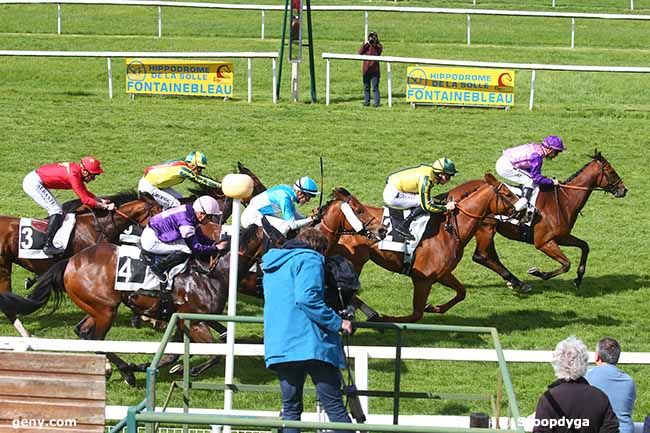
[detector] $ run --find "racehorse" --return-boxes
[331,174,518,322]
[0,192,160,335]
[465,150,627,292]
[0,225,268,385]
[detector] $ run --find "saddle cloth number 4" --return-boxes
[117,256,147,285]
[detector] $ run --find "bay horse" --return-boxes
[331,174,518,322]
[0,225,268,385]
[465,150,627,292]
[0,192,160,335]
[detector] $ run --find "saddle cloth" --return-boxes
[18,214,76,259]
[115,245,187,292]
[377,207,430,273]
[495,184,541,227]
[119,223,144,245]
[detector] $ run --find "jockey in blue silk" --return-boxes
[241,176,320,235]
[496,135,565,220]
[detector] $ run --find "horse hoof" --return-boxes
[515,283,532,294]
[424,303,434,313]
[105,361,113,379]
[527,267,539,275]
[122,371,136,387]
[573,278,582,289]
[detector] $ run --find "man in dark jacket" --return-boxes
[262,227,353,433]
[358,32,383,107]
[533,336,619,433]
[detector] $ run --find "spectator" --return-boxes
[262,227,353,433]
[358,32,383,107]
[586,337,636,433]
[533,336,619,433]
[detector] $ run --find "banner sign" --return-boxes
[126,59,233,97]
[406,66,515,107]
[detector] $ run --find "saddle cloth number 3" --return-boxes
[20,226,47,250]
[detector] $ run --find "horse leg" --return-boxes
[170,322,222,377]
[472,229,531,293]
[377,277,434,323]
[528,240,571,281]
[424,273,466,314]
[556,235,589,288]
[0,264,30,337]
[351,295,380,321]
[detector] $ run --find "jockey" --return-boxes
[241,176,319,235]
[138,151,221,209]
[140,195,228,281]
[22,156,113,256]
[383,158,458,241]
[496,135,565,220]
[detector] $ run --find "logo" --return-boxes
[498,72,513,88]
[406,68,427,89]
[126,61,146,82]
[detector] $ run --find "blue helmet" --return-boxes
[294,176,320,197]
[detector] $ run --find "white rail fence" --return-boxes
[0,50,279,102]
[323,52,650,110]
[1,1,649,47]
[1,336,649,430]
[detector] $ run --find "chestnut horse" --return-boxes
[464,150,627,292]
[0,193,160,335]
[331,174,518,322]
[0,225,268,385]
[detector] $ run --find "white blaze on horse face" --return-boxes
[341,202,365,233]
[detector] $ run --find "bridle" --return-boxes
[317,197,381,241]
[558,158,624,195]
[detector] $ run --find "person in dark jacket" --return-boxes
[358,31,383,107]
[533,336,619,433]
[262,227,353,433]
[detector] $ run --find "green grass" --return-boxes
[1,0,650,424]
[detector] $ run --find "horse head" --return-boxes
[484,173,519,217]
[591,150,627,198]
[315,187,387,241]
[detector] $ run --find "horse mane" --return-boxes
[563,150,605,183]
[331,187,352,198]
[448,181,485,201]
[61,190,139,214]
[239,224,261,246]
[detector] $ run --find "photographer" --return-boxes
[262,227,354,433]
[358,31,383,107]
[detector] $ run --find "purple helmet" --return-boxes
[542,135,565,152]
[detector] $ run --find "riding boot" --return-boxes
[518,187,535,223]
[393,207,427,241]
[43,213,65,256]
[149,252,190,284]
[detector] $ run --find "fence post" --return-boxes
[571,17,575,48]
[552,0,556,7]
[326,58,330,106]
[261,10,265,40]
[529,69,536,111]
[247,58,252,103]
[355,351,369,414]
[364,11,368,41]
[272,58,277,103]
[57,4,61,34]
[630,0,634,10]
[158,6,162,38]
[466,14,471,46]
[387,62,392,108]
[107,57,113,99]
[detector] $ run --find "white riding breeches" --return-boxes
[140,226,191,255]
[496,156,535,188]
[382,183,419,209]
[138,177,183,209]
[241,208,309,236]
[23,171,63,216]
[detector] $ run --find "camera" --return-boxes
[367,32,378,45]
[344,384,366,423]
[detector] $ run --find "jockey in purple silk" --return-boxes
[495,135,565,219]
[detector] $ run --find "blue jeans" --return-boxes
[274,360,353,433]
[363,73,380,106]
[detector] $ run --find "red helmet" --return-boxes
[80,156,104,174]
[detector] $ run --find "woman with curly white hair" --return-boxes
[533,336,619,433]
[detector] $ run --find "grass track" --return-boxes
[1,0,649,421]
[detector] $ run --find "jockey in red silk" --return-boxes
[22,156,113,255]
[496,135,565,218]
[138,151,221,209]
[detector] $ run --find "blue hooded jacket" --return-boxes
[262,240,345,369]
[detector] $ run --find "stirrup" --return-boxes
[394,226,415,241]
[43,243,65,256]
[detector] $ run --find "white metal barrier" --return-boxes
[2,335,650,421]
[322,52,650,110]
[1,1,648,46]
[0,50,278,102]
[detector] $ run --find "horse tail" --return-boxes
[0,259,69,320]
